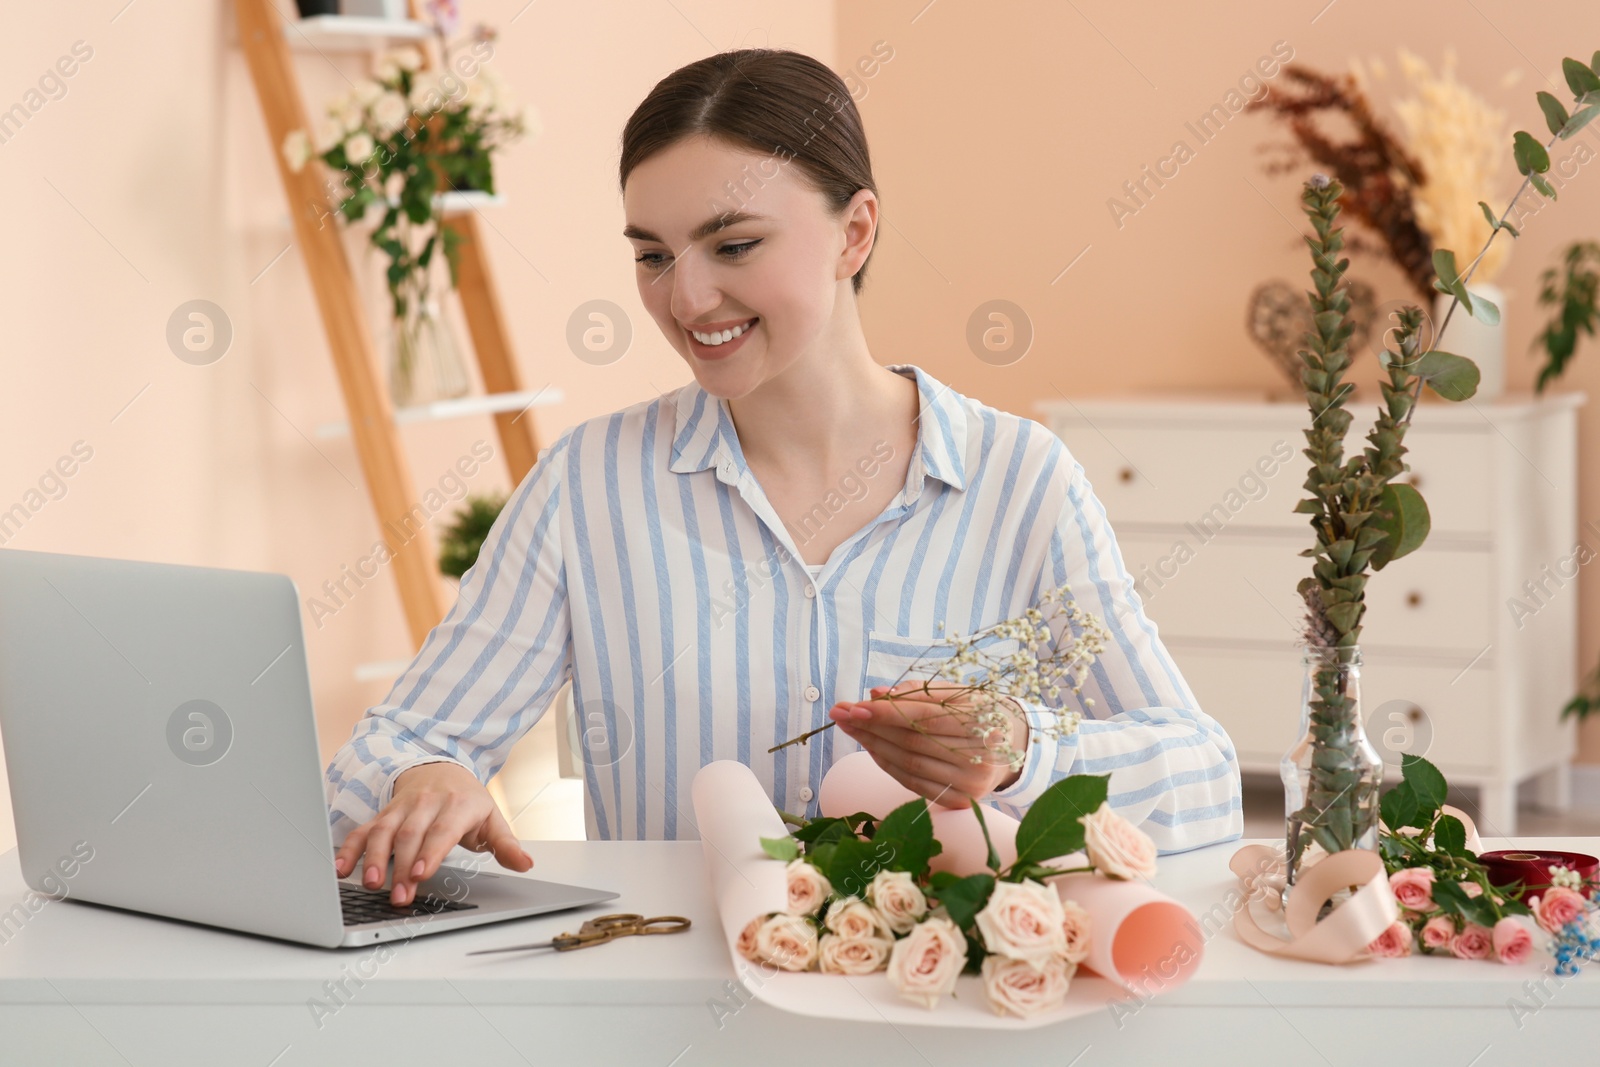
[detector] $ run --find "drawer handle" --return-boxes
[1406,706,1424,723]
[1118,466,1134,484]
[1404,472,1424,490]
[1405,590,1423,608]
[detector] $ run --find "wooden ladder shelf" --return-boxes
[233,0,544,650]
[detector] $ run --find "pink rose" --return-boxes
[974,880,1067,971]
[753,913,819,971]
[980,954,1074,1017]
[1367,920,1413,958]
[1462,881,1483,898]
[1059,898,1092,965]
[1492,917,1534,965]
[1388,868,1438,913]
[1530,886,1587,935]
[886,916,967,1009]
[1450,923,1493,960]
[785,858,832,917]
[1080,803,1159,880]
[1420,915,1456,951]
[817,932,894,975]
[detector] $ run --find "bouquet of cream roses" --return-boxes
[736,772,1159,1018]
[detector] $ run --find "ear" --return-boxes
[837,188,878,283]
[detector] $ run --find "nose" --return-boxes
[667,249,721,327]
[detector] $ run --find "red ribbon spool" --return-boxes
[1479,850,1599,901]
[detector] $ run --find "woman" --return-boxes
[327,50,1242,907]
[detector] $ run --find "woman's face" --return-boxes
[623,134,875,397]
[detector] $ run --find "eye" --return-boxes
[633,240,761,272]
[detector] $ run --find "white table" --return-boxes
[2,836,1596,1065]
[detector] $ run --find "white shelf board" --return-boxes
[383,190,506,217]
[315,388,564,438]
[285,15,431,50]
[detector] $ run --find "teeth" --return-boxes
[691,318,756,346]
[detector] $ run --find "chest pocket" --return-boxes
[861,628,1024,697]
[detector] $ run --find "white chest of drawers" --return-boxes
[1038,390,1588,834]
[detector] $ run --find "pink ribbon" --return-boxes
[1227,805,1482,964]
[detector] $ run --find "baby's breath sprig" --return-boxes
[768,582,1111,764]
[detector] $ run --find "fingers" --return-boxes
[837,721,982,806]
[334,823,370,880]
[386,792,447,905]
[483,808,534,871]
[409,792,486,886]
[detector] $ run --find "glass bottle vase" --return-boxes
[389,297,471,408]
[1280,644,1384,903]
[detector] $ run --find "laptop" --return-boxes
[0,547,619,948]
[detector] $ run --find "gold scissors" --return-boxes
[466,913,691,955]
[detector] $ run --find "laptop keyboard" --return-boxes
[339,881,480,926]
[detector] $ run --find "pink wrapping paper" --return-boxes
[691,755,1203,1027]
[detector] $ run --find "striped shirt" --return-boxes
[324,363,1243,854]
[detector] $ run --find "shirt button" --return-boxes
[804,584,816,598]
[799,786,814,802]
[804,685,820,702]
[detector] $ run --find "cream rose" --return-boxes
[886,916,967,1009]
[785,858,832,917]
[735,914,763,962]
[825,895,894,941]
[818,933,894,975]
[753,913,818,971]
[1059,898,1092,964]
[1080,803,1159,881]
[981,954,1074,1017]
[344,132,376,164]
[867,869,929,935]
[974,880,1067,971]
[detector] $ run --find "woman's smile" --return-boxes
[686,316,759,360]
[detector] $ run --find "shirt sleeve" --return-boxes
[978,453,1244,855]
[323,429,576,845]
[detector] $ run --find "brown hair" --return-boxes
[619,49,879,296]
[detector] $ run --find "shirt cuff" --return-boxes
[377,754,478,812]
[981,699,1063,810]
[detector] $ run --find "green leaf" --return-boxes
[1531,172,1558,200]
[1537,91,1571,137]
[930,873,995,931]
[1294,498,1324,515]
[1013,774,1110,867]
[1501,220,1521,238]
[826,837,888,899]
[1433,814,1468,856]
[1415,350,1480,401]
[1325,600,1361,632]
[793,816,848,846]
[1513,130,1551,175]
[1380,781,1419,832]
[873,796,941,878]
[1402,754,1448,816]
[1478,200,1501,231]
[1466,288,1501,326]
[1561,105,1600,139]
[760,835,800,862]
[1563,57,1600,98]
[1432,247,1461,288]
[1368,481,1430,570]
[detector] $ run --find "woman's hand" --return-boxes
[332,761,533,906]
[828,682,1029,809]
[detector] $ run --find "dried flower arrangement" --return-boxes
[1245,64,1435,303]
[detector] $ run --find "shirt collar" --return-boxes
[668,363,969,495]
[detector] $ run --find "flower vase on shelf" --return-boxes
[1433,281,1505,401]
[1281,644,1384,908]
[389,299,471,409]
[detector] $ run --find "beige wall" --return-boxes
[0,0,1594,854]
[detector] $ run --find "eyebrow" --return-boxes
[623,210,773,244]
